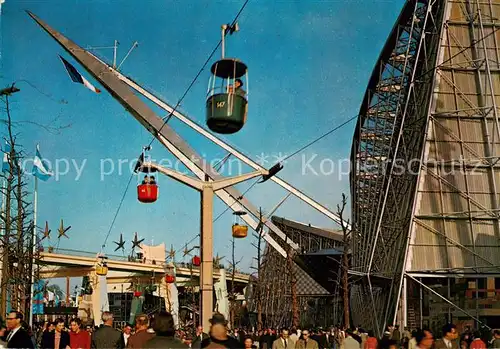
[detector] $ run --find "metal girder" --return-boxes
[27,11,298,257]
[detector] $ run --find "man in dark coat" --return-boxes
[127,314,155,349]
[201,313,240,349]
[145,311,188,348]
[91,311,123,349]
[41,318,70,349]
[192,325,210,349]
[5,311,34,348]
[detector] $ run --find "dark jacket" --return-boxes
[192,333,210,349]
[7,327,35,349]
[41,330,70,349]
[145,334,188,348]
[127,330,155,349]
[91,325,123,349]
[201,335,241,349]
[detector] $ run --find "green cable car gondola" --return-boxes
[206,23,248,134]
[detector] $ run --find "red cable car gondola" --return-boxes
[137,183,158,203]
[165,274,175,284]
[192,255,201,266]
[135,146,159,203]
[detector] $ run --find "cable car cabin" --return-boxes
[137,158,158,203]
[192,255,201,267]
[232,224,248,238]
[137,183,158,203]
[232,210,248,238]
[206,59,248,134]
[96,264,108,276]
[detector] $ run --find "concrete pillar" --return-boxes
[89,272,109,326]
[200,186,214,330]
[159,276,179,327]
[214,268,230,321]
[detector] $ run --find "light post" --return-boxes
[139,160,276,330]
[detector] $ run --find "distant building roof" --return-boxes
[305,247,344,256]
[271,216,344,242]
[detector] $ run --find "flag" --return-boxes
[32,144,53,181]
[2,142,21,174]
[1,143,9,173]
[46,289,54,302]
[59,55,101,93]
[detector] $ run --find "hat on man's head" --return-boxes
[209,313,228,325]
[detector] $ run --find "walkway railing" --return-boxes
[41,247,251,276]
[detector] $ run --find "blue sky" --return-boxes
[1,0,404,283]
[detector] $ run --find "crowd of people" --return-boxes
[230,324,500,349]
[0,310,499,349]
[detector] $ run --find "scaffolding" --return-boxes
[254,216,344,329]
[350,0,500,335]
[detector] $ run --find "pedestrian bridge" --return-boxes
[38,247,249,325]
[38,247,251,285]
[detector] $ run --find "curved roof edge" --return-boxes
[349,0,426,163]
[348,0,427,205]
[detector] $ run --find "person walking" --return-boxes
[127,314,154,349]
[69,318,90,349]
[191,325,209,349]
[144,311,188,348]
[295,329,319,349]
[91,312,123,349]
[5,312,34,349]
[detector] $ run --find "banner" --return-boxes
[32,280,45,315]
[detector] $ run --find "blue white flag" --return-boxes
[59,55,101,93]
[2,142,21,174]
[1,142,9,173]
[32,145,53,181]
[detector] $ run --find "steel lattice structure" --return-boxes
[351,0,500,335]
[255,217,344,329]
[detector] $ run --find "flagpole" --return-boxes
[28,155,39,327]
[0,176,5,316]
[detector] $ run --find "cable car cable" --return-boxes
[213,178,259,223]
[100,172,135,250]
[279,114,359,164]
[101,151,229,251]
[147,0,251,148]
[173,234,201,256]
[279,22,500,165]
[100,0,251,249]
[100,0,484,249]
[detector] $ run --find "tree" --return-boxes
[228,236,242,329]
[337,193,351,328]
[0,83,68,318]
[286,244,299,328]
[0,85,36,317]
[250,208,265,331]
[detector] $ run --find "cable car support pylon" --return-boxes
[114,49,350,231]
[29,11,350,232]
[26,11,297,257]
[26,10,351,328]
